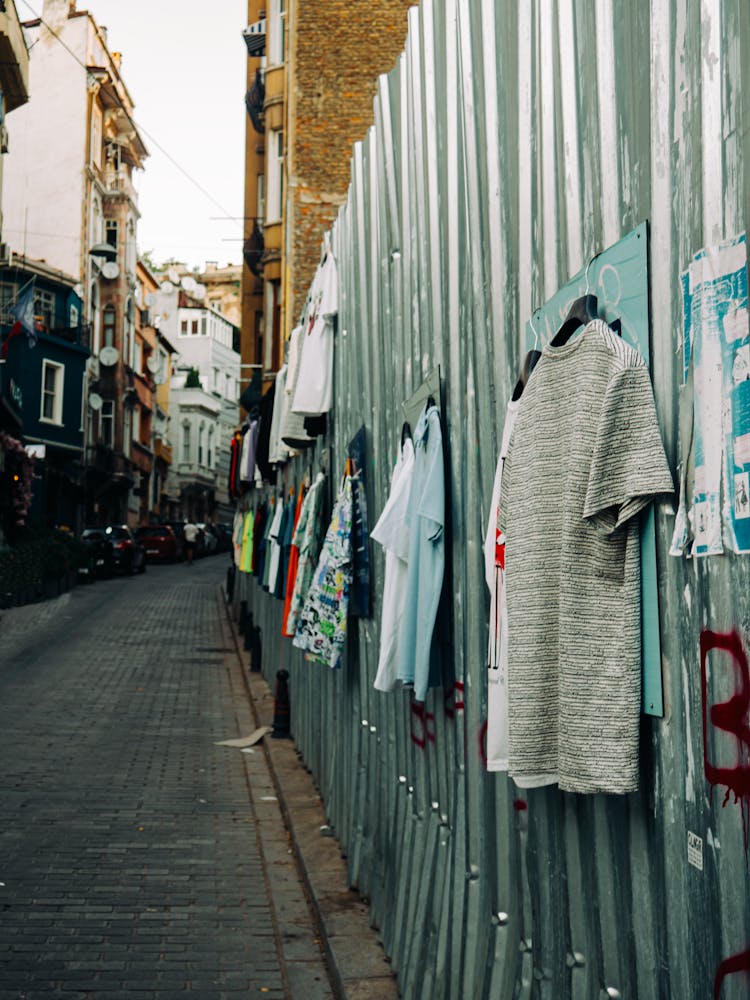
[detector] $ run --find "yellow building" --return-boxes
[239,0,413,409]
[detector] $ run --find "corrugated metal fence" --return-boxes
[237,1,750,996]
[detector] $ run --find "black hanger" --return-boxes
[511,349,542,401]
[609,317,622,336]
[549,293,599,347]
[426,395,436,409]
[401,421,412,446]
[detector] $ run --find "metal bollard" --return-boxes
[238,600,249,634]
[243,612,255,651]
[271,669,291,738]
[226,562,236,602]
[250,625,262,673]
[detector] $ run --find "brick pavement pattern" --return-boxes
[0,560,334,999]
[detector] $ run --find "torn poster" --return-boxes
[671,232,750,556]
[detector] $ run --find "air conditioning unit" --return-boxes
[0,242,11,267]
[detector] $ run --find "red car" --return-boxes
[135,524,180,562]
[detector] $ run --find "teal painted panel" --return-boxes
[523,222,663,716]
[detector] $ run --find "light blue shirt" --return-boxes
[397,403,445,700]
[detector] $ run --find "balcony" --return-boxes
[154,439,173,465]
[245,68,265,134]
[103,166,138,205]
[243,220,265,278]
[243,19,266,56]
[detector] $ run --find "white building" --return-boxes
[154,281,240,521]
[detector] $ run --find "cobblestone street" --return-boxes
[0,559,334,999]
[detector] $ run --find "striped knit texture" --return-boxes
[499,321,673,794]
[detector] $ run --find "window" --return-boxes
[257,174,265,225]
[0,282,16,322]
[269,0,286,64]
[70,303,79,328]
[182,424,191,463]
[201,316,207,336]
[102,304,115,348]
[40,360,64,424]
[91,105,102,169]
[105,219,119,251]
[213,367,219,393]
[123,406,132,452]
[124,297,135,365]
[89,282,100,353]
[207,427,214,468]
[134,339,143,374]
[266,129,283,223]
[132,406,140,445]
[198,423,205,465]
[191,319,199,335]
[100,399,114,446]
[180,319,188,335]
[225,373,232,399]
[34,289,55,331]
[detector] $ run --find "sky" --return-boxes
[22,0,248,270]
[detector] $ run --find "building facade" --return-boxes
[239,0,413,406]
[0,0,29,246]
[3,0,147,526]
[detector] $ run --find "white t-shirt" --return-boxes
[184,523,198,544]
[484,400,518,772]
[291,252,338,417]
[371,437,415,692]
[268,364,290,466]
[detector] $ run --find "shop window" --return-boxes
[40,360,64,424]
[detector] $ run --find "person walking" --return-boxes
[184,520,198,565]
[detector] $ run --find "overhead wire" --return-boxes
[18,0,240,223]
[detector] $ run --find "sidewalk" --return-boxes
[222,597,399,1000]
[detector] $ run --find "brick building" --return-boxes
[240,0,413,401]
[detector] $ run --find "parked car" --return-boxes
[79,527,114,580]
[135,524,179,562]
[104,525,146,575]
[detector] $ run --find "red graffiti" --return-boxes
[513,799,528,811]
[410,700,436,749]
[714,947,750,1000]
[444,681,465,719]
[478,720,488,768]
[700,629,750,852]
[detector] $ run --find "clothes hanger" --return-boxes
[549,254,600,347]
[512,314,543,401]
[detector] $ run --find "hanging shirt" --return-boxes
[282,485,307,636]
[483,401,519,772]
[397,403,445,701]
[241,420,259,483]
[232,509,245,568]
[281,326,315,449]
[499,320,673,794]
[291,252,338,417]
[277,493,297,600]
[268,364,291,466]
[371,436,415,692]
[240,510,254,574]
[285,474,327,636]
[265,498,285,592]
[293,475,353,669]
[349,474,371,617]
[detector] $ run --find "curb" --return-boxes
[223,588,399,1000]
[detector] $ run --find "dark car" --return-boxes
[79,527,114,579]
[104,525,146,575]
[164,521,187,561]
[135,524,179,562]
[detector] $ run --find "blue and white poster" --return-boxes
[673,232,750,556]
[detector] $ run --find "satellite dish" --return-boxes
[193,283,206,297]
[181,275,197,292]
[99,346,120,366]
[101,261,120,280]
[161,281,174,294]
[146,355,160,374]
[167,267,179,284]
[89,392,103,411]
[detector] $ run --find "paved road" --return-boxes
[0,557,334,999]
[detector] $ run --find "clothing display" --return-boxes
[239,509,254,573]
[282,485,307,636]
[293,475,353,669]
[396,402,445,701]
[499,320,673,794]
[281,326,315,450]
[262,497,280,590]
[285,474,327,636]
[240,419,259,484]
[268,365,291,466]
[255,386,276,483]
[483,400,519,772]
[371,436,415,692]
[276,493,297,600]
[291,251,338,417]
[232,509,244,568]
[252,503,266,575]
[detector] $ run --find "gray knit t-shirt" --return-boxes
[499,321,673,794]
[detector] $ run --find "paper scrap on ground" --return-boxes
[215,726,272,748]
